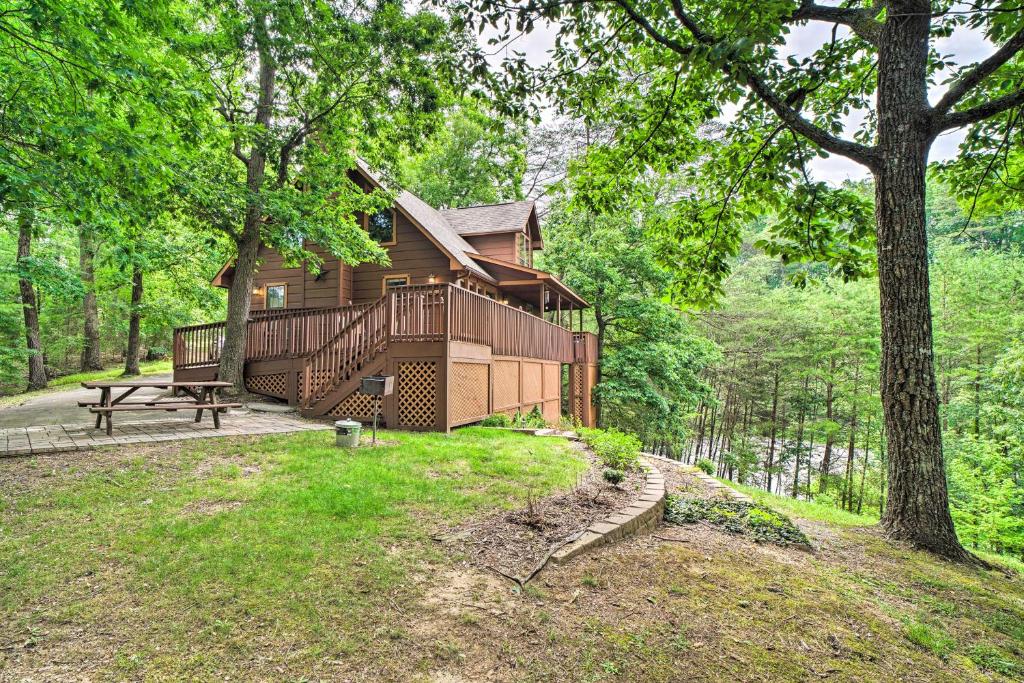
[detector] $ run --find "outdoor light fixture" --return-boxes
[251,285,262,296]
[428,274,436,283]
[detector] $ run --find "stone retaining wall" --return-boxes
[551,460,666,564]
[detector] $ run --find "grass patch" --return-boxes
[904,618,957,659]
[0,359,172,405]
[0,427,583,678]
[731,482,879,527]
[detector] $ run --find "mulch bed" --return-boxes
[436,442,645,581]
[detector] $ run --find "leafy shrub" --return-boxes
[579,427,641,471]
[664,496,810,547]
[603,468,626,487]
[480,413,513,427]
[524,405,547,427]
[695,458,714,475]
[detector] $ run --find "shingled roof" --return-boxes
[354,160,491,280]
[440,201,536,236]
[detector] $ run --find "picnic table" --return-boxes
[79,380,241,435]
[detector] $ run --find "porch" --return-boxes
[172,284,598,431]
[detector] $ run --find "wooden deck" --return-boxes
[173,284,598,430]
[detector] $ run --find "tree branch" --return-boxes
[932,25,1024,116]
[620,0,878,168]
[938,87,1024,131]
[786,1,884,44]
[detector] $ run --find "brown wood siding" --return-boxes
[465,233,517,263]
[302,242,342,309]
[252,245,307,309]
[350,211,454,304]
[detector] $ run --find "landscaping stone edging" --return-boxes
[641,452,754,503]
[550,459,666,564]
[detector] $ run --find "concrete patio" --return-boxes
[0,411,331,457]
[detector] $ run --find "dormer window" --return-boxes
[366,209,396,245]
[516,232,531,267]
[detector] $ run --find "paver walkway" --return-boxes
[1,411,331,457]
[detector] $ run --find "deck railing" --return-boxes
[245,303,371,361]
[174,284,581,374]
[300,297,389,406]
[173,321,226,369]
[446,285,575,363]
[573,332,598,364]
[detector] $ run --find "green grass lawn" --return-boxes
[0,359,172,407]
[0,427,584,679]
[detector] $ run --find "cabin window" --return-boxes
[516,233,531,266]
[366,209,396,245]
[381,274,410,294]
[265,283,287,309]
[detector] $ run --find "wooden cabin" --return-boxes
[173,163,598,431]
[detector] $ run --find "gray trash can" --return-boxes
[334,419,361,447]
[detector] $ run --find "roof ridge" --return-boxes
[443,199,534,211]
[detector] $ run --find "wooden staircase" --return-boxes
[298,296,389,417]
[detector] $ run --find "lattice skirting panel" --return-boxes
[398,361,437,428]
[246,372,287,399]
[492,360,520,410]
[450,362,490,425]
[327,390,382,421]
[521,362,543,404]
[298,369,333,398]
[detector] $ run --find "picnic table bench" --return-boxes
[80,380,241,435]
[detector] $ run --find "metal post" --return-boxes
[373,395,381,445]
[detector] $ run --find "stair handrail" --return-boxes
[299,296,389,408]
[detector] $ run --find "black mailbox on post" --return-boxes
[361,375,394,397]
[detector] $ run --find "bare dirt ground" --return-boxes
[436,443,646,580]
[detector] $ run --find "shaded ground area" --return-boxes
[0,374,174,429]
[1,430,1021,682]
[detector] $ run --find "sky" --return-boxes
[484,9,995,185]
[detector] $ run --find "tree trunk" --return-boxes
[17,210,47,391]
[792,376,808,498]
[974,343,981,436]
[123,266,143,376]
[843,364,861,511]
[857,412,872,515]
[765,368,780,493]
[819,357,836,492]
[218,14,276,393]
[79,227,103,371]
[874,2,972,561]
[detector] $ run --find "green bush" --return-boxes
[480,413,513,427]
[524,405,547,427]
[603,468,626,486]
[696,458,714,475]
[664,496,810,547]
[579,427,641,471]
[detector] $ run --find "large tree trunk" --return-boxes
[874,2,971,561]
[123,266,143,376]
[79,227,103,371]
[218,14,275,393]
[17,210,47,391]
